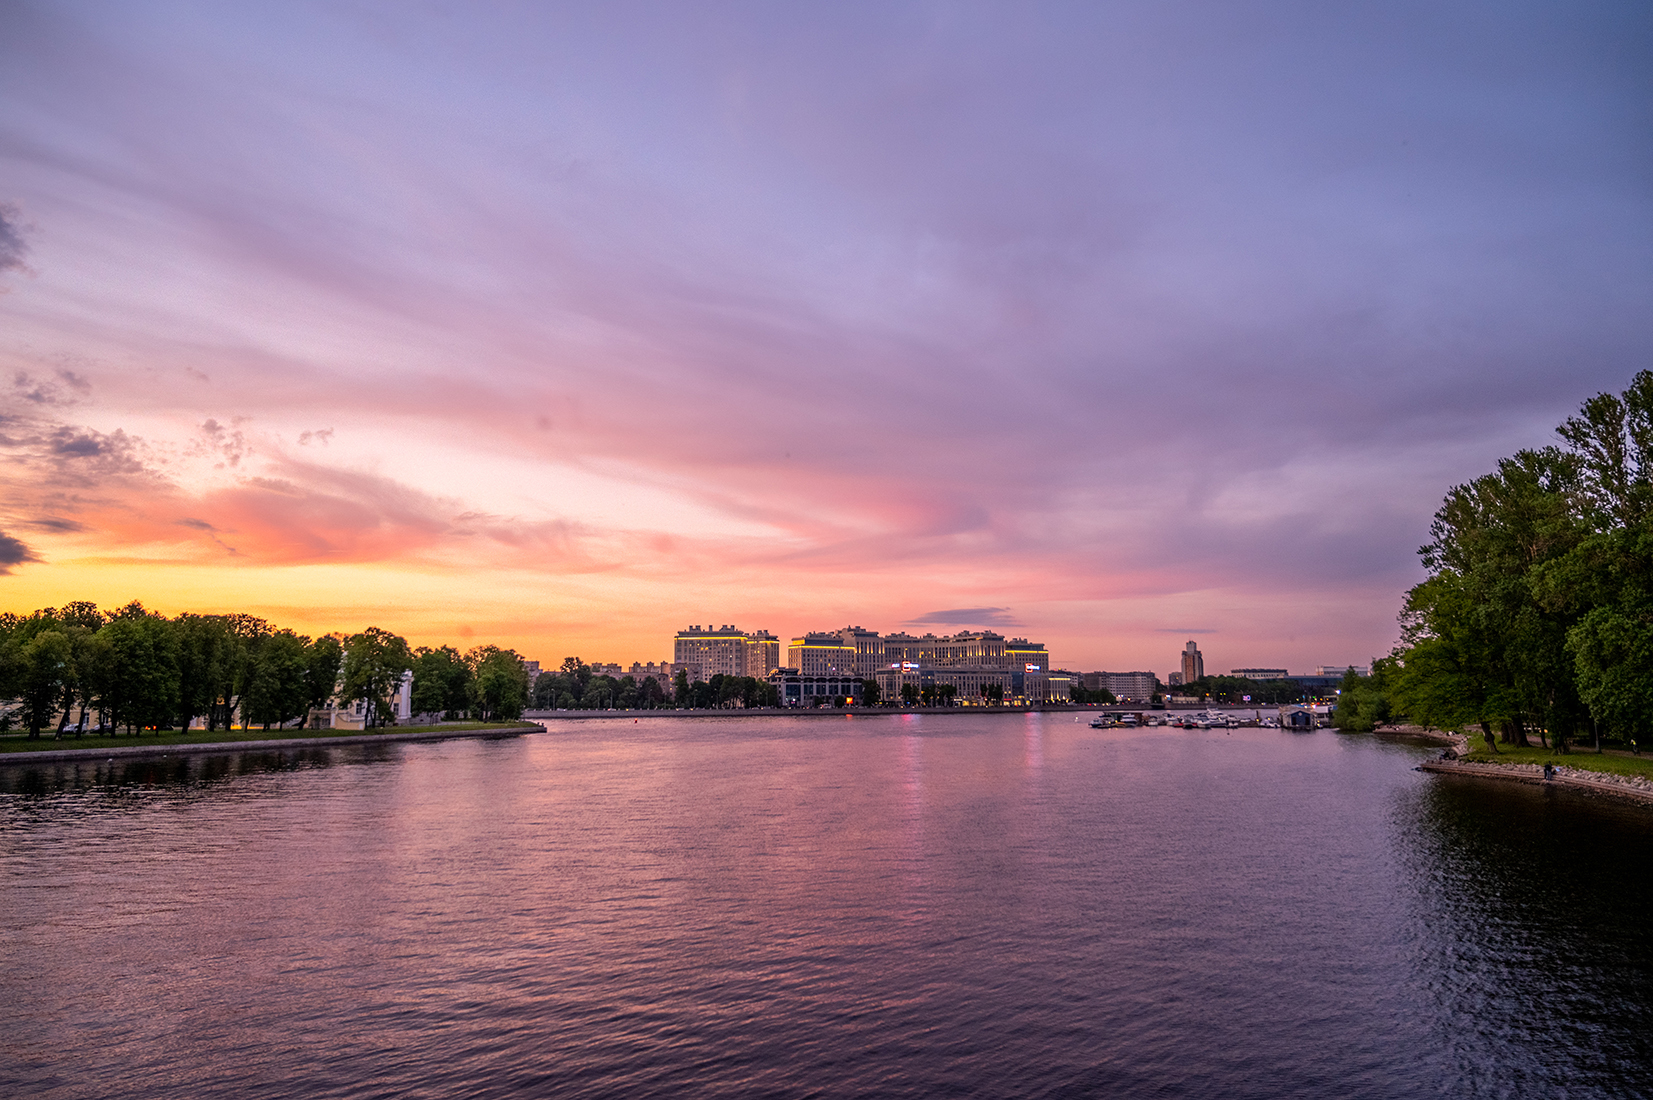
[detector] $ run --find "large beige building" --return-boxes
[786,627,1055,702]
[787,632,860,676]
[1084,671,1157,701]
[673,625,781,681]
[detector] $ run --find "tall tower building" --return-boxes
[1181,640,1205,684]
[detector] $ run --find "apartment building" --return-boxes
[673,625,781,681]
[1180,641,1205,683]
[1083,671,1157,701]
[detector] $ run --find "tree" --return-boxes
[1332,664,1393,733]
[1389,372,1653,750]
[173,614,233,731]
[243,630,310,729]
[304,635,344,721]
[1398,447,1585,747]
[673,668,691,708]
[341,627,413,727]
[101,613,180,735]
[901,683,920,706]
[19,629,73,739]
[412,645,472,719]
[860,679,881,707]
[470,646,530,720]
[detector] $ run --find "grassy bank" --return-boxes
[1459,743,1653,780]
[0,722,532,756]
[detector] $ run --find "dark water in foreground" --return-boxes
[2,714,1651,1099]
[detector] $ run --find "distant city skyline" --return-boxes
[3,4,1648,671]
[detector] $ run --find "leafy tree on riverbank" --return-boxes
[243,630,311,729]
[341,627,413,728]
[1386,371,1653,751]
[412,645,473,719]
[470,645,530,720]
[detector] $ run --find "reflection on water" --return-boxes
[1398,776,1653,1094]
[1,717,1649,1099]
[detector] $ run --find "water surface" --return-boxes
[3,714,1650,1098]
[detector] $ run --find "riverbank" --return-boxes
[0,723,542,765]
[523,705,1063,720]
[1418,755,1653,808]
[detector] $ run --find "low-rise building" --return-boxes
[769,667,863,706]
[1231,668,1288,680]
[873,663,1012,705]
[1084,671,1157,701]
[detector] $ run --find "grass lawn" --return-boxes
[1460,742,1653,780]
[0,721,539,756]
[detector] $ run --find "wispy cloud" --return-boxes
[0,202,27,277]
[905,607,1022,628]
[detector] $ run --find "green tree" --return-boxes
[470,646,530,720]
[304,634,344,722]
[19,629,73,739]
[341,627,413,727]
[861,679,882,707]
[1332,664,1393,733]
[243,630,311,729]
[101,612,181,735]
[412,645,472,719]
[173,614,233,731]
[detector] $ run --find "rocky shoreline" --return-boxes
[1417,755,1653,807]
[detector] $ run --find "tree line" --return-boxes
[1333,371,1653,752]
[0,602,532,739]
[1171,675,1317,705]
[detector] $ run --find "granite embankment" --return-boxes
[0,725,542,765]
[1418,753,1653,808]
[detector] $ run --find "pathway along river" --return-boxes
[3,713,1650,1099]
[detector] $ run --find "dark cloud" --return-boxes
[906,607,1021,628]
[44,425,147,476]
[25,517,86,532]
[0,202,27,275]
[0,530,39,572]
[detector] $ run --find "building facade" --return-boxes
[1084,671,1157,701]
[1231,668,1288,680]
[673,625,780,681]
[1180,641,1205,684]
[769,668,863,706]
[873,664,1012,705]
[787,632,860,676]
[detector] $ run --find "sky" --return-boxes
[2,1,1650,675]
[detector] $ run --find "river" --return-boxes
[3,713,1650,1098]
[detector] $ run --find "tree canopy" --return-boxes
[1378,370,1653,751]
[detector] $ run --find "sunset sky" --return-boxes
[2,2,1650,675]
